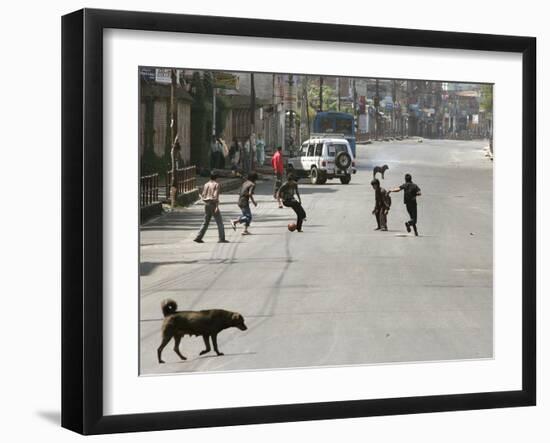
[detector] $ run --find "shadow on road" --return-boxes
[197,351,258,360]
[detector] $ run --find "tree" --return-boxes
[306,81,353,114]
[169,69,180,208]
[480,84,493,115]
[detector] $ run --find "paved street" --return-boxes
[140,138,493,375]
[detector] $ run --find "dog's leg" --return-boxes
[199,335,211,355]
[382,171,385,179]
[173,334,187,361]
[212,334,224,356]
[157,335,171,364]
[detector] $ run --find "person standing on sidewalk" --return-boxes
[242,137,251,175]
[277,173,306,232]
[210,136,221,170]
[256,133,266,166]
[371,178,391,231]
[271,146,284,208]
[389,173,421,236]
[230,172,258,236]
[194,172,228,243]
[249,133,257,171]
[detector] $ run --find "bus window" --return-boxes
[319,117,333,133]
[335,118,352,135]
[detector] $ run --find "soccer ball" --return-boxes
[288,223,297,232]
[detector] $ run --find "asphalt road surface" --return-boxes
[140,138,493,375]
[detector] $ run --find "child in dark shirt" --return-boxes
[389,173,421,236]
[277,174,307,232]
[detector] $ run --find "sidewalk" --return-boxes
[143,177,276,235]
[150,173,277,225]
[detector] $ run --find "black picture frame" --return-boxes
[62,8,536,435]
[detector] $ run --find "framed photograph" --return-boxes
[62,8,536,435]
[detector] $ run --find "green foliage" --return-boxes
[188,71,232,166]
[189,72,212,167]
[308,82,336,111]
[203,71,214,98]
[480,84,493,115]
[140,150,168,176]
[191,72,205,100]
[307,81,354,114]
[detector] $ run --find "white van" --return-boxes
[286,134,357,184]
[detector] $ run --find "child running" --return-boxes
[230,172,258,235]
[389,173,421,236]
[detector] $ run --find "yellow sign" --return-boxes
[214,72,239,90]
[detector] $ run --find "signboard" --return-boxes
[155,68,173,84]
[214,72,239,90]
[153,68,186,85]
[139,67,155,81]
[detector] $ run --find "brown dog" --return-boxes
[373,164,389,179]
[157,299,247,364]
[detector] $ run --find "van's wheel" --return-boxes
[317,171,327,184]
[310,167,319,184]
[335,151,352,170]
[340,174,351,184]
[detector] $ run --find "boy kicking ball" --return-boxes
[277,174,307,232]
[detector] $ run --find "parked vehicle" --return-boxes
[286,134,356,185]
[312,111,356,157]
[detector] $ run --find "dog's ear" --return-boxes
[232,313,245,324]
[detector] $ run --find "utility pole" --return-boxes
[319,76,323,112]
[287,74,295,152]
[249,72,256,171]
[272,74,276,150]
[212,74,217,138]
[375,78,380,140]
[392,79,397,138]
[169,68,180,208]
[352,78,357,119]
[337,77,340,111]
[303,75,310,138]
[250,73,256,135]
[170,68,178,153]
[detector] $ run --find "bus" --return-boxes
[312,112,356,157]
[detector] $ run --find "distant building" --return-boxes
[139,69,193,167]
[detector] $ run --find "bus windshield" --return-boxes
[319,117,333,133]
[334,118,352,135]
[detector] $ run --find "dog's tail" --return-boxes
[161,299,178,317]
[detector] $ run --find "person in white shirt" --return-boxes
[194,172,228,243]
[256,134,265,166]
